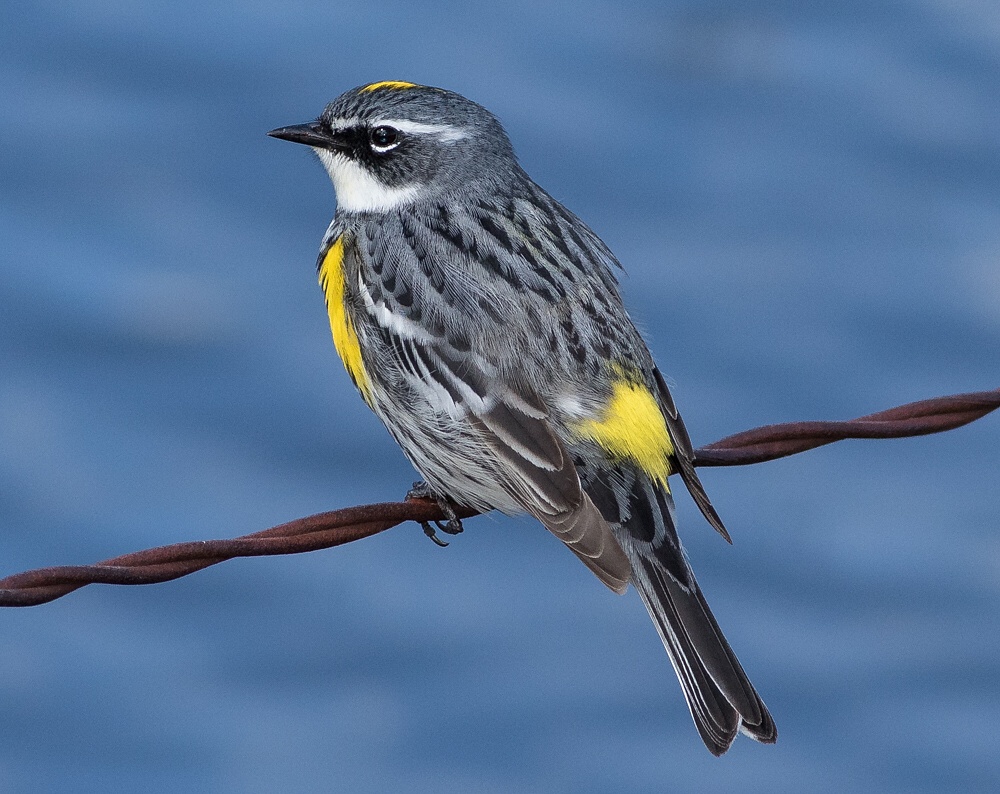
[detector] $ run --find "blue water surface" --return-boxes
[1,2,999,792]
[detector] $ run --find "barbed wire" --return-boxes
[694,388,1000,465]
[1,388,996,608]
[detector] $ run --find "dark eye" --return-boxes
[369,125,400,150]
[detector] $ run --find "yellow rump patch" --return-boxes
[319,237,373,405]
[360,81,420,93]
[576,377,674,489]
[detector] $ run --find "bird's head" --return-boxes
[268,81,517,214]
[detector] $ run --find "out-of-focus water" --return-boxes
[2,2,998,791]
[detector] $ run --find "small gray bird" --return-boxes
[269,81,775,754]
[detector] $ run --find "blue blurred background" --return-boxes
[2,1,998,791]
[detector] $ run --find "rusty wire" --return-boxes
[1,388,996,608]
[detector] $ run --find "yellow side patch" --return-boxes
[318,237,373,405]
[576,378,674,489]
[360,81,419,93]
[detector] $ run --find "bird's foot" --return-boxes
[406,481,465,547]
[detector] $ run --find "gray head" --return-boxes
[268,81,520,213]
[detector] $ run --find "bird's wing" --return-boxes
[653,367,732,543]
[341,231,632,592]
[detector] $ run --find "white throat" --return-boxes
[314,149,422,213]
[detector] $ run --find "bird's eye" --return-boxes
[369,125,400,151]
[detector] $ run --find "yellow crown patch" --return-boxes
[360,81,420,93]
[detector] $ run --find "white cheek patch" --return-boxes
[312,117,468,213]
[314,149,422,213]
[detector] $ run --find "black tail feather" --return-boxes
[610,476,776,754]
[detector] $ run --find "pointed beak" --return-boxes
[267,120,344,150]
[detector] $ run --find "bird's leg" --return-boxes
[406,481,465,546]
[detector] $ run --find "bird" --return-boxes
[268,81,775,754]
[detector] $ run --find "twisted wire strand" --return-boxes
[695,388,1000,465]
[2,388,996,608]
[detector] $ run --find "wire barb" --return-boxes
[1,388,996,608]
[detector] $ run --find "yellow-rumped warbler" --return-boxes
[269,81,775,754]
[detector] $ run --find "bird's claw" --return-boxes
[407,481,465,546]
[406,480,435,501]
[421,522,451,547]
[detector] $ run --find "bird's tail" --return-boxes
[603,474,776,754]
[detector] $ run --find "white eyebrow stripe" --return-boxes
[375,119,469,142]
[325,117,359,132]
[324,117,468,142]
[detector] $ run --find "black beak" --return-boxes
[267,121,343,149]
